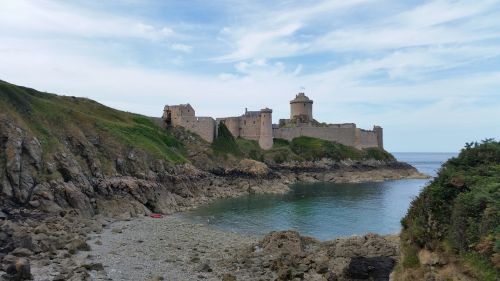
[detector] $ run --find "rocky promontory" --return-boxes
[0,80,427,280]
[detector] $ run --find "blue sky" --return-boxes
[0,0,499,152]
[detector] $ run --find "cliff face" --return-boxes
[395,141,500,281]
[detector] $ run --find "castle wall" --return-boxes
[240,115,261,141]
[178,116,216,143]
[356,129,379,149]
[163,92,383,150]
[273,126,358,147]
[164,105,195,127]
[217,117,241,138]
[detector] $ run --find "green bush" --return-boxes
[212,123,241,156]
[401,139,500,278]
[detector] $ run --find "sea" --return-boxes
[182,153,458,240]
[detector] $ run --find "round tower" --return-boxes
[290,92,313,122]
[259,108,273,150]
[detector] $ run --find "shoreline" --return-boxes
[1,164,427,280]
[69,214,401,281]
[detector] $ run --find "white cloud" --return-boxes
[170,43,193,53]
[0,0,174,41]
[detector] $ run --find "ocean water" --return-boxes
[183,153,458,240]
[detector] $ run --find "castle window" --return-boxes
[253,121,255,124]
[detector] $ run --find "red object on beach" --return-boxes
[150,213,163,218]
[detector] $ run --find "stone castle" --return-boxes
[162,93,383,150]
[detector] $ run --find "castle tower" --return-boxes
[374,126,383,149]
[290,92,313,123]
[259,108,273,150]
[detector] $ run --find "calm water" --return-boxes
[183,153,457,240]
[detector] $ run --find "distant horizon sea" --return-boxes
[183,152,458,240]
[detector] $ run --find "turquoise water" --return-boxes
[183,153,457,240]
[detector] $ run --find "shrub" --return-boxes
[401,139,500,278]
[212,123,241,156]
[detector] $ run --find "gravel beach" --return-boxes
[83,215,257,281]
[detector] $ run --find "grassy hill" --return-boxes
[397,140,500,280]
[0,80,187,166]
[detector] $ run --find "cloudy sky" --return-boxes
[1,0,499,152]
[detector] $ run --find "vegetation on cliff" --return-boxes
[211,122,241,156]
[216,135,394,164]
[399,139,500,280]
[0,80,187,168]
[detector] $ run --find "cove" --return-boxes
[183,153,456,241]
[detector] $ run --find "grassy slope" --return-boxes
[399,140,499,280]
[213,128,394,163]
[0,80,186,167]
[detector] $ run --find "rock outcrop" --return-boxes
[220,231,399,281]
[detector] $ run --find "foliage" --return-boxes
[401,139,500,278]
[211,123,241,156]
[289,136,363,160]
[218,135,394,163]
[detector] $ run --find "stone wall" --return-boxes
[240,115,261,141]
[178,116,216,143]
[217,117,241,138]
[273,126,382,149]
[356,129,379,149]
[273,126,357,147]
[290,102,313,121]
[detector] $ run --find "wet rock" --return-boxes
[346,256,395,280]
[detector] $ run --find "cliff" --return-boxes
[395,140,500,281]
[0,80,423,280]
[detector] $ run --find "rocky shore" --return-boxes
[0,158,424,281]
[0,113,428,280]
[74,215,400,281]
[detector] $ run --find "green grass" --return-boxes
[464,252,499,281]
[401,139,500,279]
[212,133,394,164]
[402,244,421,268]
[0,80,187,166]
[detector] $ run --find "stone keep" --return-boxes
[290,92,313,123]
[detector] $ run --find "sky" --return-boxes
[0,0,499,152]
